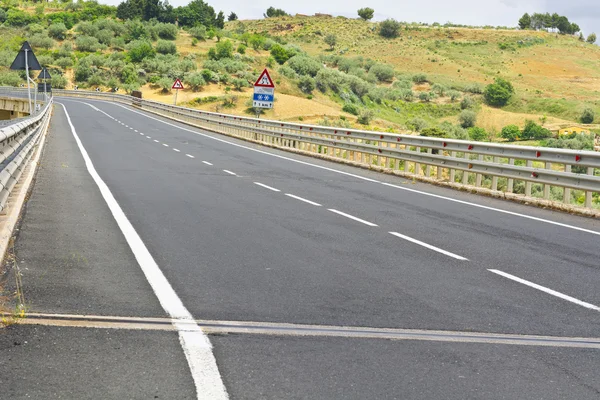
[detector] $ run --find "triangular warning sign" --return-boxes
[254,69,275,88]
[10,41,42,71]
[172,78,184,90]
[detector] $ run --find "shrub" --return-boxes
[75,35,101,52]
[468,127,489,141]
[237,44,246,54]
[460,96,475,109]
[369,64,395,82]
[157,77,172,93]
[201,69,219,83]
[459,110,477,128]
[543,133,594,150]
[315,69,343,93]
[155,23,178,40]
[278,65,297,79]
[298,76,316,94]
[587,33,597,44]
[379,19,401,38]
[357,109,374,125]
[232,78,249,91]
[419,91,433,102]
[56,57,74,69]
[484,77,514,107]
[185,72,206,91]
[393,80,412,90]
[48,23,68,40]
[189,26,207,40]
[347,76,371,97]
[6,9,38,27]
[156,40,177,55]
[522,120,551,140]
[95,30,114,45]
[88,73,106,87]
[270,44,290,64]
[420,127,447,138]
[76,21,99,37]
[448,90,461,101]
[342,103,359,115]
[209,40,233,60]
[580,108,595,124]
[74,60,93,82]
[0,9,6,24]
[324,34,337,50]
[287,55,322,77]
[192,38,198,46]
[37,55,53,67]
[357,7,374,21]
[412,73,427,83]
[51,74,68,89]
[127,40,155,62]
[0,71,22,86]
[399,89,414,101]
[407,117,428,132]
[501,125,520,141]
[431,83,447,96]
[249,34,266,50]
[29,34,55,50]
[464,83,483,94]
[57,43,73,58]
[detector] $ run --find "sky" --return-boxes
[99,0,599,37]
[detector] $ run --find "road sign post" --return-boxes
[253,69,275,118]
[172,78,184,105]
[10,42,41,114]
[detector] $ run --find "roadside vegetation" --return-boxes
[0,1,597,149]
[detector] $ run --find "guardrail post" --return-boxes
[450,151,456,182]
[585,167,594,208]
[563,164,571,204]
[476,154,483,187]
[415,147,421,176]
[491,157,499,191]
[425,149,432,177]
[525,160,533,197]
[543,162,551,199]
[507,158,515,192]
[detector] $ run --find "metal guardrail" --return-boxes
[0,95,52,212]
[42,88,600,210]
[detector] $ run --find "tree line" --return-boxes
[518,13,580,35]
[116,0,227,28]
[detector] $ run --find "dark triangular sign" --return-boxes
[254,69,275,88]
[10,41,42,71]
[38,68,51,80]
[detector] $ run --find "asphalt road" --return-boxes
[2,98,599,399]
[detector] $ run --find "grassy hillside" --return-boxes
[0,6,598,150]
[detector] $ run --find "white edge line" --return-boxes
[285,193,322,207]
[389,232,468,261]
[202,160,212,165]
[488,269,600,312]
[58,103,228,399]
[223,170,236,176]
[328,209,378,227]
[187,154,195,158]
[69,99,600,237]
[173,148,181,152]
[253,182,280,192]
[163,143,169,147]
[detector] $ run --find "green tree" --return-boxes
[518,13,531,30]
[51,74,68,89]
[379,19,401,38]
[48,23,68,40]
[127,40,155,62]
[501,125,520,141]
[587,33,597,44]
[459,110,477,128]
[468,127,489,141]
[522,120,551,139]
[215,11,225,29]
[175,0,218,28]
[208,40,233,60]
[270,44,290,64]
[249,34,266,50]
[264,7,288,17]
[581,108,595,124]
[324,34,337,50]
[484,78,514,107]
[228,12,238,21]
[357,7,374,21]
[156,40,177,54]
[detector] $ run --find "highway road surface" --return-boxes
[1,98,600,399]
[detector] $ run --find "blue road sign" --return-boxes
[253,93,274,102]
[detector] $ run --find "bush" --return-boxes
[0,71,22,86]
[468,127,489,141]
[324,34,337,50]
[232,78,249,91]
[393,79,412,90]
[88,73,106,87]
[500,125,520,141]
[56,57,74,69]
[342,103,359,115]
[37,55,53,67]
[357,109,374,125]
[484,77,514,107]
[249,34,266,50]
[209,40,233,60]
[412,73,427,83]
[185,72,206,91]
[464,83,483,94]
[357,7,374,21]
[127,40,155,62]
[189,26,207,40]
[580,108,595,124]
[587,33,597,44]
[278,65,297,79]
[237,44,246,54]
[6,9,38,27]
[157,77,172,93]
[522,120,551,140]
[156,40,177,55]
[155,23,178,40]
[420,127,447,138]
[75,35,101,52]
[459,110,477,128]
[95,30,114,45]
[448,90,461,101]
[51,74,68,89]
[48,23,68,40]
[369,64,395,82]
[419,91,433,102]
[29,34,55,50]
[407,117,428,132]
[431,83,447,96]
[287,55,322,77]
[460,96,474,109]
[76,21,98,37]
[347,76,371,97]
[74,60,93,82]
[543,133,594,150]
[298,76,316,94]
[270,44,290,65]
[379,19,401,38]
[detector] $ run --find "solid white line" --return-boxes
[58,103,228,399]
[389,232,468,261]
[72,100,600,237]
[173,148,181,152]
[328,209,378,227]
[146,136,151,139]
[163,143,169,147]
[134,129,138,132]
[253,182,280,192]
[223,170,236,176]
[139,132,144,135]
[202,161,213,165]
[154,139,159,143]
[187,154,195,158]
[285,193,321,206]
[488,269,600,312]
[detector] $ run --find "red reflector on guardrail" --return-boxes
[532,172,539,178]
[443,142,447,147]
[468,145,474,150]
[468,164,473,169]
[536,151,541,158]
[378,149,382,153]
[575,155,581,162]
